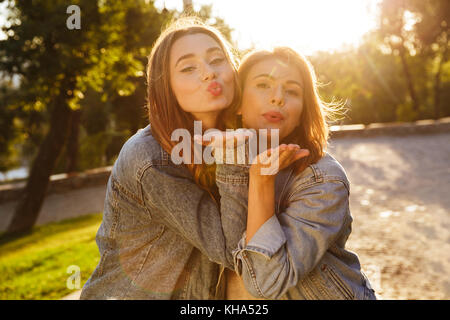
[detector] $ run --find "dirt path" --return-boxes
[328,132,450,299]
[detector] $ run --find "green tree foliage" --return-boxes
[0,0,170,233]
[0,79,20,172]
[0,0,234,233]
[309,0,449,124]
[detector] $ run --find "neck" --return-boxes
[192,111,220,129]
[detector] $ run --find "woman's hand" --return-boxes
[250,144,310,179]
[194,129,255,164]
[194,129,254,148]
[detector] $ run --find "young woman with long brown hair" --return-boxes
[223,47,377,300]
[80,18,249,300]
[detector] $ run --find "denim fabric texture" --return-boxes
[80,125,248,299]
[231,153,377,300]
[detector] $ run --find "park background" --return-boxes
[0,0,449,299]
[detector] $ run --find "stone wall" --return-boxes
[0,167,112,232]
[0,166,112,203]
[329,117,450,138]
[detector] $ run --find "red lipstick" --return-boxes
[263,111,284,123]
[207,81,222,96]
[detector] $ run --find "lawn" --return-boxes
[0,213,102,300]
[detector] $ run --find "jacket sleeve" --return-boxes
[140,163,249,269]
[233,180,350,299]
[215,164,250,268]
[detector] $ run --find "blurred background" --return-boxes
[0,0,449,300]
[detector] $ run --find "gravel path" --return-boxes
[328,132,450,299]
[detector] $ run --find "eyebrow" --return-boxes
[174,47,223,68]
[253,74,303,88]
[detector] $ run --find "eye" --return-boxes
[256,82,270,89]
[210,57,225,65]
[180,66,196,73]
[286,89,300,96]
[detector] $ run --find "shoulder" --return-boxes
[112,125,171,182]
[118,125,168,166]
[312,153,349,184]
[289,152,350,193]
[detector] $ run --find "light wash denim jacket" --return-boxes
[231,153,377,300]
[80,125,248,299]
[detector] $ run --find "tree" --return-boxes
[0,78,20,173]
[310,31,407,125]
[378,0,450,119]
[0,0,233,235]
[408,0,449,118]
[311,0,450,124]
[378,0,421,118]
[0,0,167,234]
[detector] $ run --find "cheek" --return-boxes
[170,76,185,101]
[285,101,304,130]
[223,69,237,99]
[241,91,266,127]
[241,91,259,116]
[245,87,267,110]
[172,75,198,96]
[290,100,304,122]
[221,67,235,100]
[221,64,234,84]
[171,76,201,108]
[295,106,304,124]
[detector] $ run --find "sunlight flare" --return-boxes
[156,0,381,54]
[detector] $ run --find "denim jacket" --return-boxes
[231,153,377,300]
[80,125,248,299]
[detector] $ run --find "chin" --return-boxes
[207,99,230,112]
[262,123,283,131]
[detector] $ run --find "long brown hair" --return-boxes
[238,47,341,174]
[147,17,241,191]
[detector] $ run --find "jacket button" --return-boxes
[321,264,327,271]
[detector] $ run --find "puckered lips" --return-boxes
[207,81,222,96]
[262,111,285,123]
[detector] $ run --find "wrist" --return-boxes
[249,169,276,184]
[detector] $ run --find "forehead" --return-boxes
[246,57,303,84]
[170,33,222,64]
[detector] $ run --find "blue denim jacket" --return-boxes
[80,125,248,299]
[231,153,377,300]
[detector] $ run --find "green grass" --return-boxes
[0,213,103,300]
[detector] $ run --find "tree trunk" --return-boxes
[433,37,448,119]
[7,86,74,235]
[399,44,420,116]
[66,109,82,173]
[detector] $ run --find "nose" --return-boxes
[202,64,217,82]
[270,85,284,107]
